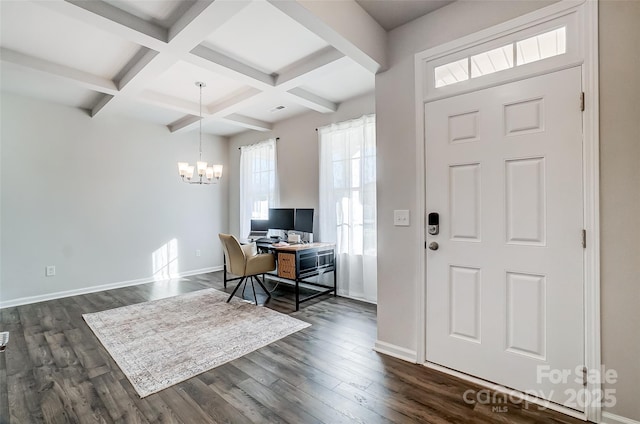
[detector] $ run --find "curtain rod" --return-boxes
[238,137,279,150]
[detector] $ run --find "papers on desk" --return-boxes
[272,241,289,247]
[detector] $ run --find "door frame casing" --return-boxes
[413,1,600,422]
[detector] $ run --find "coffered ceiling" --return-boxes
[0,0,449,136]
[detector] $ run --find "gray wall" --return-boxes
[599,1,640,421]
[376,0,554,355]
[0,93,229,304]
[376,0,639,421]
[227,93,375,239]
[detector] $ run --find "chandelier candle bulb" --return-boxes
[177,162,189,177]
[213,164,223,180]
[197,161,208,176]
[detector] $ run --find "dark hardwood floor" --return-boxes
[0,272,585,423]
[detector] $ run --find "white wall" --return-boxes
[227,93,374,239]
[376,1,640,421]
[0,93,229,305]
[375,0,553,356]
[599,1,640,421]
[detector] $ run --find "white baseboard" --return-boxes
[373,340,418,363]
[0,266,224,309]
[177,266,223,278]
[602,412,640,424]
[336,291,377,305]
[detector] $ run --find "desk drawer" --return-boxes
[278,252,296,279]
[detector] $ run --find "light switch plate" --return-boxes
[394,210,410,226]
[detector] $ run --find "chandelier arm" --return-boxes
[187,180,214,185]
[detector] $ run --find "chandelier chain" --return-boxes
[199,82,203,162]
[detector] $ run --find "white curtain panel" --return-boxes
[240,138,279,238]
[319,115,377,303]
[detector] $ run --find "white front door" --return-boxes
[425,67,584,409]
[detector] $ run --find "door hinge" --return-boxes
[582,229,587,248]
[582,366,588,387]
[580,92,585,111]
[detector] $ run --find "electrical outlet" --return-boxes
[195,250,201,257]
[45,265,56,277]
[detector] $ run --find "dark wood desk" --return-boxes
[223,242,336,311]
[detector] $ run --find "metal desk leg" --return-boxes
[295,279,300,311]
[223,256,227,289]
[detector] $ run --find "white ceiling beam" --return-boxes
[34,0,167,51]
[275,47,346,89]
[188,46,274,89]
[87,0,252,116]
[286,88,337,113]
[0,47,118,94]
[187,46,342,116]
[268,0,387,73]
[91,94,115,117]
[168,0,214,42]
[285,91,337,113]
[137,91,200,116]
[168,113,270,134]
[0,44,272,131]
[140,88,267,120]
[168,53,341,132]
[169,0,251,44]
[169,89,268,133]
[117,54,181,94]
[27,0,355,135]
[91,54,180,115]
[116,48,158,90]
[166,1,251,51]
[224,114,273,132]
[67,0,167,41]
[168,115,200,133]
[208,88,265,115]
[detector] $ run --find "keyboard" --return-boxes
[255,237,278,244]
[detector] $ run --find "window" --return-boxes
[240,139,278,238]
[435,26,567,88]
[319,115,377,302]
[471,44,514,78]
[516,27,566,66]
[435,58,469,88]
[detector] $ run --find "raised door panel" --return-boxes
[449,163,481,242]
[505,157,546,245]
[449,266,482,343]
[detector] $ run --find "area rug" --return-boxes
[82,288,310,397]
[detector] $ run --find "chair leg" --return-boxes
[242,279,248,297]
[227,277,246,303]
[253,276,272,300]
[251,279,258,305]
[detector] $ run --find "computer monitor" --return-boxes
[268,208,294,230]
[294,208,314,233]
[250,219,270,232]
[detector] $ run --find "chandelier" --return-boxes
[177,82,223,184]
